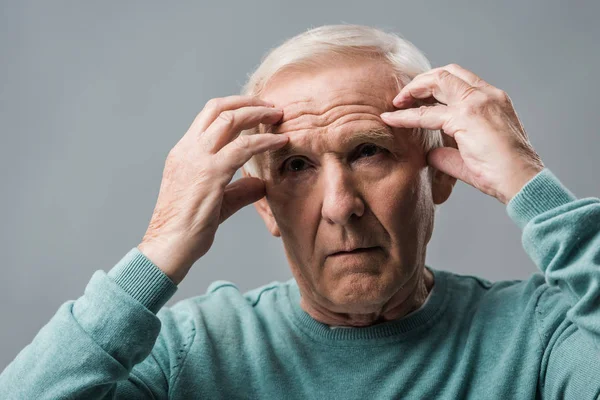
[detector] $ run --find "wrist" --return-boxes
[137,241,191,285]
[497,164,544,205]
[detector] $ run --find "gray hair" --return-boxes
[240,24,444,177]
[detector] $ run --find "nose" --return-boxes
[321,163,365,225]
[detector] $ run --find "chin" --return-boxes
[325,272,394,313]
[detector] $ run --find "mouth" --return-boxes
[329,247,381,257]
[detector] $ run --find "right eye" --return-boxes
[282,157,310,173]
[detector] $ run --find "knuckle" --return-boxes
[217,110,236,127]
[434,69,452,81]
[200,134,217,153]
[473,78,485,89]
[461,86,479,102]
[167,144,182,160]
[458,104,477,118]
[235,134,251,150]
[214,153,238,177]
[493,89,511,103]
[418,105,430,117]
[204,97,223,114]
[478,91,497,106]
[166,151,177,165]
[446,63,461,70]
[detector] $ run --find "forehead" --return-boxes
[254,60,420,174]
[259,59,400,134]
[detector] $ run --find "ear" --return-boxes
[431,134,458,205]
[431,168,456,205]
[241,167,281,237]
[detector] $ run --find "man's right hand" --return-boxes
[137,96,287,284]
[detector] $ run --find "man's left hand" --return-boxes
[380,63,544,205]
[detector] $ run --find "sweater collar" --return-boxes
[283,267,450,343]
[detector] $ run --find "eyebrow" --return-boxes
[266,126,397,170]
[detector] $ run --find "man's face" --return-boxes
[253,59,450,314]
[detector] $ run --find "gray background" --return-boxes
[1,0,598,370]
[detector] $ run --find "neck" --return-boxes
[299,267,435,327]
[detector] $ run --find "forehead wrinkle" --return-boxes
[272,89,395,133]
[275,105,381,133]
[267,111,382,136]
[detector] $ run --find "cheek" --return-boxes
[265,187,324,282]
[367,175,415,224]
[366,167,433,242]
[265,180,321,248]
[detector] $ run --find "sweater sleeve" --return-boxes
[506,169,600,399]
[0,247,179,399]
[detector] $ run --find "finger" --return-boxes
[440,64,489,88]
[381,105,454,134]
[220,177,266,223]
[393,70,474,108]
[218,133,289,175]
[202,106,284,153]
[427,147,474,186]
[191,96,275,133]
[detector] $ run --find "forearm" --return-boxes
[507,169,600,347]
[0,248,177,398]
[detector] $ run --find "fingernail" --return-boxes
[380,112,393,119]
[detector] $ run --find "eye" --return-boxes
[355,143,384,159]
[282,157,310,172]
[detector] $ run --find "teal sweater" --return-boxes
[1,169,600,399]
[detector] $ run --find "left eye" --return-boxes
[356,143,383,158]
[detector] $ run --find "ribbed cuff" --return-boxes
[506,168,577,230]
[107,247,178,314]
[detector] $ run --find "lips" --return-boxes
[329,247,380,257]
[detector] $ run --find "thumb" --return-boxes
[426,147,473,186]
[220,177,266,224]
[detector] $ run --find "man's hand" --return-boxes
[137,96,287,284]
[380,63,544,204]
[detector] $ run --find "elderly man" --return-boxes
[1,24,599,399]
